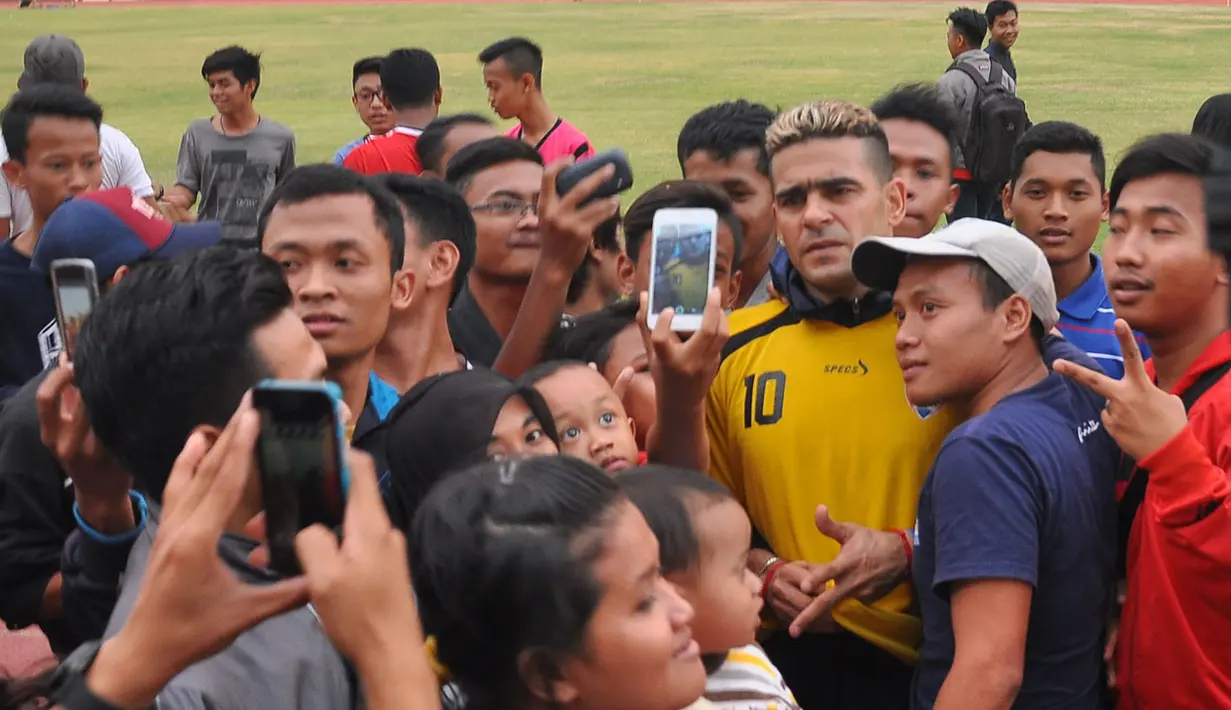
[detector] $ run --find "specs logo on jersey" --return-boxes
[823,359,869,376]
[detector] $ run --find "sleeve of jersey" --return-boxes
[706,365,744,505]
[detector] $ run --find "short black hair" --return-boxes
[566,213,622,306]
[971,260,1045,353]
[1010,121,1106,189]
[257,164,406,275]
[618,465,734,574]
[676,100,777,177]
[516,359,589,388]
[985,0,1018,24]
[445,136,543,197]
[351,56,384,86]
[0,85,102,164]
[1110,133,1216,210]
[201,46,262,99]
[948,8,988,48]
[1193,94,1231,150]
[543,298,639,369]
[622,180,743,267]
[478,37,544,89]
[380,48,440,111]
[75,247,292,502]
[417,113,495,175]
[372,173,475,303]
[871,83,960,169]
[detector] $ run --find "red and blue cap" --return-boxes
[30,188,222,278]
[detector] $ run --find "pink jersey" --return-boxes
[505,117,595,164]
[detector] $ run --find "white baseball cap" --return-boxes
[851,218,1059,331]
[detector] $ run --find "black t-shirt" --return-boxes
[0,241,58,403]
[446,285,504,370]
[0,369,78,654]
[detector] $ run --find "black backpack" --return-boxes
[950,59,1027,186]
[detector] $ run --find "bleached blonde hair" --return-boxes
[765,100,892,180]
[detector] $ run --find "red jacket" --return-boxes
[1120,332,1231,709]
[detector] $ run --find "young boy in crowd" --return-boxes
[852,219,1118,710]
[543,299,655,448]
[332,56,394,165]
[0,85,103,400]
[518,360,642,473]
[1054,133,1231,710]
[343,49,442,177]
[871,83,960,237]
[565,215,630,318]
[621,466,799,710]
[258,165,408,466]
[2,34,157,239]
[164,46,296,243]
[370,174,473,391]
[479,37,595,164]
[677,100,779,307]
[1004,121,1149,378]
[623,181,744,310]
[416,113,498,179]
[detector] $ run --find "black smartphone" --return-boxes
[253,380,350,577]
[555,147,634,206]
[50,259,99,362]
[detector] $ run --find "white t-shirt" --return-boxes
[0,123,154,237]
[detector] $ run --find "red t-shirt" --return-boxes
[343,126,423,176]
[1119,331,1231,709]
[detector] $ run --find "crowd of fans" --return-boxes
[2,3,1231,709]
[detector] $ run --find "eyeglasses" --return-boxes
[471,200,539,219]
[355,90,383,104]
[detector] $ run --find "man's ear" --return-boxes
[518,649,577,707]
[1001,183,1014,224]
[884,176,907,230]
[427,241,461,293]
[1002,294,1035,344]
[1100,191,1110,223]
[390,269,415,311]
[617,253,636,298]
[111,264,131,287]
[2,160,26,191]
[946,182,959,217]
[81,77,90,92]
[726,270,743,309]
[434,85,443,107]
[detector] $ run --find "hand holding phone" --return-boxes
[50,259,99,362]
[253,380,350,577]
[647,208,719,332]
[537,150,628,273]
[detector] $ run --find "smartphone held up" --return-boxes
[555,147,634,205]
[647,208,719,332]
[50,259,100,362]
[253,380,351,577]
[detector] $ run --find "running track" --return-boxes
[2,0,1223,681]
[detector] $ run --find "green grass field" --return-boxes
[2,2,1230,198]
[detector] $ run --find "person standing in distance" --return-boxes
[479,37,595,164]
[163,46,296,243]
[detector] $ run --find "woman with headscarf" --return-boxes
[382,368,560,531]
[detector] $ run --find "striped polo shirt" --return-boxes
[1055,254,1150,380]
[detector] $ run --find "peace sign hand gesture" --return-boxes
[1052,319,1187,462]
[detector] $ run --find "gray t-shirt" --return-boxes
[175,118,296,242]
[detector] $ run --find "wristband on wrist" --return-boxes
[756,555,781,579]
[890,528,914,571]
[760,561,787,600]
[74,491,148,545]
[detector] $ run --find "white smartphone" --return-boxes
[647,207,719,332]
[50,258,99,362]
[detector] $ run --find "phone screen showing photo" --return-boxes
[55,281,94,359]
[650,221,714,317]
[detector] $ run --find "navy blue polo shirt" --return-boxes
[911,370,1118,710]
[1055,255,1150,380]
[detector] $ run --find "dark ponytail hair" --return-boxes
[618,465,734,574]
[411,455,626,710]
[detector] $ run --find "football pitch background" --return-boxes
[0,0,1229,676]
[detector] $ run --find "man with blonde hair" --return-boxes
[706,99,959,709]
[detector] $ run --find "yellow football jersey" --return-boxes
[707,300,959,664]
